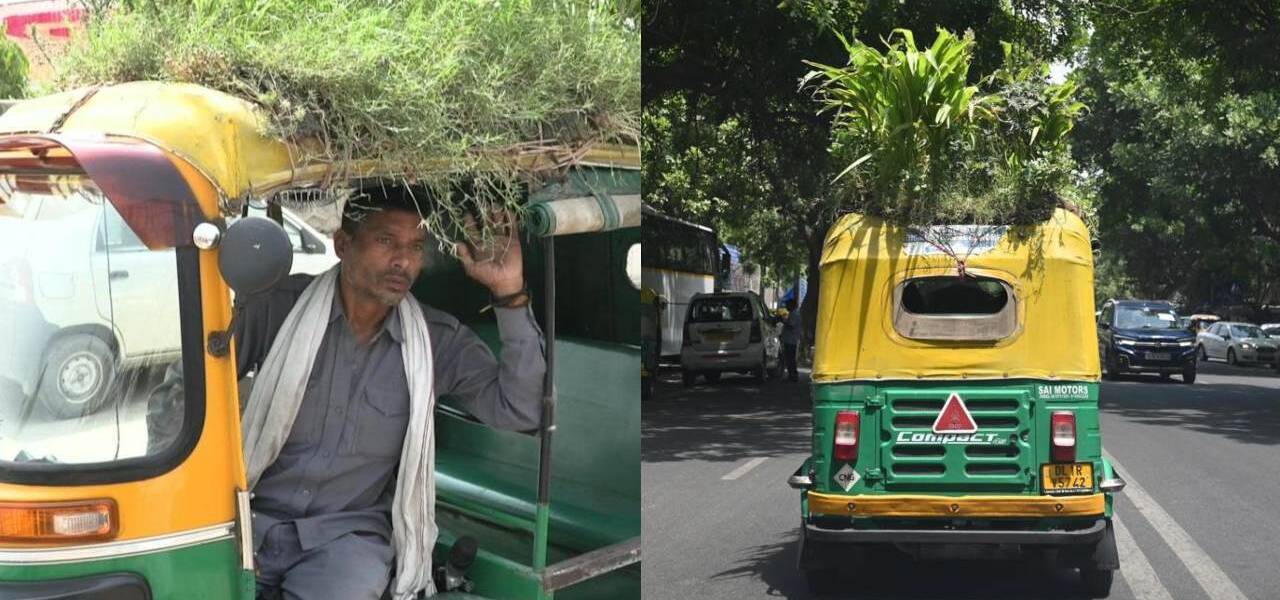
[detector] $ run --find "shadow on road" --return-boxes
[1102,376,1280,446]
[713,531,1098,600]
[643,366,812,462]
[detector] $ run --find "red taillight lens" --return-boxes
[682,322,693,347]
[750,321,762,343]
[1050,411,1076,462]
[833,411,860,461]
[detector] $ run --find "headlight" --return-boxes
[1242,343,1255,350]
[1116,338,1136,346]
[1178,340,1194,347]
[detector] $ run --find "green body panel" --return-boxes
[0,539,253,600]
[805,380,1112,522]
[415,163,641,599]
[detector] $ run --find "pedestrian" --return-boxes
[781,298,802,382]
[148,187,544,599]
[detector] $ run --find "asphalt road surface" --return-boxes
[642,359,1280,600]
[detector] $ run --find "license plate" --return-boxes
[1146,352,1170,361]
[1041,463,1093,496]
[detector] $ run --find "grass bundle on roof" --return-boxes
[56,0,639,242]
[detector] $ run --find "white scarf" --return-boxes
[240,266,438,598]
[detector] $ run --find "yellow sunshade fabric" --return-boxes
[813,208,1100,382]
[0,82,639,203]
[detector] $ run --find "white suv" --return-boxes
[680,291,781,386]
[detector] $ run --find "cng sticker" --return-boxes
[834,464,860,491]
[932,392,977,434]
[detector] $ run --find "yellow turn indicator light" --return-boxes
[0,499,118,542]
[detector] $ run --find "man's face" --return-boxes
[334,208,427,306]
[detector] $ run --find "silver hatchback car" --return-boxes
[680,291,781,386]
[1196,322,1278,366]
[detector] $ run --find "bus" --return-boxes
[641,204,722,358]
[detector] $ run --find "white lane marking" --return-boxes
[1106,453,1250,600]
[722,457,768,480]
[1114,514,1174,600]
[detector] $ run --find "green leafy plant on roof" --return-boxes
[803,28,1085,231]
[57,0,638,244]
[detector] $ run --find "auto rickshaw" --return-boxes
[790,209,1124,598]
[0,82,639,599]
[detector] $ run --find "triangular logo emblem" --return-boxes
[932,393,977,433]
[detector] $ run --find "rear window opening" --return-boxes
[893,276,1017,341]
[688,297,753,323]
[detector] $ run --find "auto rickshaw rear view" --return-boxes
[791,209,1125,597]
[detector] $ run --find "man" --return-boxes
[780,298,802,383]
[150,188,544,599]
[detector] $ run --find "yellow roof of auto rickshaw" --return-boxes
[0,81,639,204]
[813,208,1101,382]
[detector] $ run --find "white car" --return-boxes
[0,192,336,418]
[1196,322,1278,366]
[679,291,781,386]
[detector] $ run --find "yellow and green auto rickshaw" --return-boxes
[0,82,639,599]
[791,209,1125,597]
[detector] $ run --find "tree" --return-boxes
[644,0,1086,334]
[1075,0,1280,312]
[0,37,28,99]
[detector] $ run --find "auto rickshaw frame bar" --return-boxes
[532,235,556,581]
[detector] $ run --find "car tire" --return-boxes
[753,360,766,382]
[1102,350,1119,380]
[681,369,695,388]
[1182,366,1196,384]
[1228,347,1238,366]
[1159,373,1171,381]
[704,371,721,383]
[37,334,117,419]
[1081,567,1114,598]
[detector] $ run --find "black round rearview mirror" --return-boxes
[218,216,293,296]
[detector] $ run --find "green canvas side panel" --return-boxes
[0,538,251,600]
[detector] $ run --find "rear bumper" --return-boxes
[805,517,1108,546]
[681,347,761,371]
[806,491,1106,518]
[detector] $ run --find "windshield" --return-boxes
[689,296,752,322]
[0,181,186,468]
[1116,306,1181,329]
[1232,325,1266,338]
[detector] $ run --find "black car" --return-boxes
[1097,299,1198,383]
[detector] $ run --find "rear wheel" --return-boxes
[37,334,116,419]
[1228,347,1238,366]
[1081,567,1114,598]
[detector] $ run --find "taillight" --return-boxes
[833,411,860,461]
[750,321,762,343]
[682,322,693,347]
[1050,411,1076,462]
[0,499,118,542]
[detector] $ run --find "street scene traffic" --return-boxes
[643,358,1279,600]
[643,1,1279,599]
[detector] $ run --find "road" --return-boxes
[642,359,1280,600]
